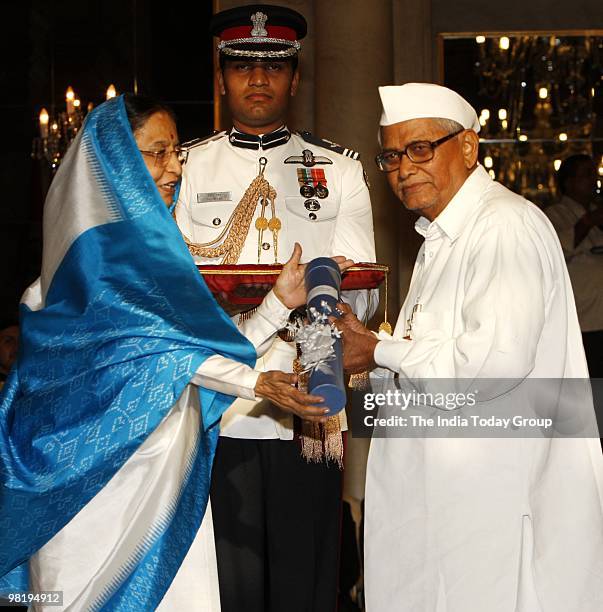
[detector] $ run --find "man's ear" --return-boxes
[290,68,300,97]
[462,130,480,169]
[217,69,226,96]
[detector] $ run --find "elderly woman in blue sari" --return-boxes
[0,95,350,611]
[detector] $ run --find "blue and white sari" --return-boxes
[0,96,256,610]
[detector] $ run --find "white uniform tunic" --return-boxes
[176,129,376,439]
[365,166,603,612]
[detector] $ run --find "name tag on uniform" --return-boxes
[196,191,232,203]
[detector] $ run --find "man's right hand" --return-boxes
[254,371,330,422]
[331,302,379,374]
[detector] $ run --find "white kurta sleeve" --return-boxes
[190,289,292,399]
[331,161,378,321]
[374,210,548,380]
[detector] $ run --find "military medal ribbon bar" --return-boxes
[297,168,327,187]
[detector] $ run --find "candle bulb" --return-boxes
[66,86,75,115]
[106,84,117,100]
[39,108,49,138]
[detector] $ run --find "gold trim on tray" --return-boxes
[196,263,390,275]
[198,263,390,317]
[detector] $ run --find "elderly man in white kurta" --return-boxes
[335,83,603,612]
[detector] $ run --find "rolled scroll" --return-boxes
[305,257,346,415]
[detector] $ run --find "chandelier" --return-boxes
[464,34,603,205]
[32,84,118,171]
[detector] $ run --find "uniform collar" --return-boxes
[228,125,291,150]
[415,165,493,241]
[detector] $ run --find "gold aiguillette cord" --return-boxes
[255,157,269,263]
[175,156,277,265]
[268,193,281,263]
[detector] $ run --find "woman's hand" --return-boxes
[254,371,330,422]
[272,243,354,309]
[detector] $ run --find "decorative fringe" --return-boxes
[237,306,259,324]
[295,356,344,468]
[348,371,370,391]
[277,327,296,343]
[300,416,343,468]
[324,414,344,467]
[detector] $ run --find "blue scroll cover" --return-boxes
[304,258,345,415]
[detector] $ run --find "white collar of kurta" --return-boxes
[414,165,493,241]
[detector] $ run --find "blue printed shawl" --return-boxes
[0,96,256,608]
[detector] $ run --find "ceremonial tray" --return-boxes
[197,262,388,314]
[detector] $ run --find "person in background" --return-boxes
[545,153,603,377]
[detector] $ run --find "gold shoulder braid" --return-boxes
[176,157,280,264]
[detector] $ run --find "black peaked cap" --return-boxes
[210,4,307,39]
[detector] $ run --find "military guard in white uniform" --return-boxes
[175,5,376,612]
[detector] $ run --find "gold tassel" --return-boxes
[348,371,370,391]
[378,267,393,335]
[324,414,344,467]
[295,355,344,468]
[300,417,343,467]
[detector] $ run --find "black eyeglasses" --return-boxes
[139,145,188,167]
[375,129,464,172]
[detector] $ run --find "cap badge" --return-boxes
[251,11,268,37]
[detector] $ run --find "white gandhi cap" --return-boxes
[378,83,481,133]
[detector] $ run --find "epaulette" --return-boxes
[296,130,360,160]
[181,131,227,151]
